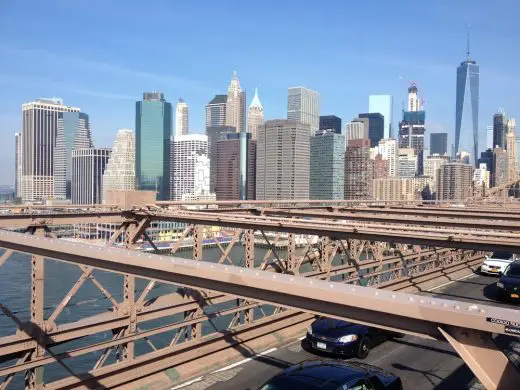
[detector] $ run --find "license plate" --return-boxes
[511,294,519,299]
[316,342,327,349]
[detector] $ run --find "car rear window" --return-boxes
[491,252,513,259]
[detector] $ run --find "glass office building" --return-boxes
[368,95,393,139]
[455,52,479,165]
[135,92,172,200]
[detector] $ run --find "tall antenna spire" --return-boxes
[466,24,471,60]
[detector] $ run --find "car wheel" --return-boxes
[356,337,370,359]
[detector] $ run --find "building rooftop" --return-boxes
[208,95,228,105]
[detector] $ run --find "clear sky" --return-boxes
[1,0,519,185]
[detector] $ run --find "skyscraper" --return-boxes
[175,98,189,137]
[206,125,236,192]
[486,125,494,150]
[310,131,345,200]
[437,163,474,201]
[368,95,393,138]
[135,92,172,200]
[455,32,479,165]
[14,133,22,199]
[506,119,517,182]
[319,115,342,135]
[359,113,384,147]
[377,139,398,177]
[399,86,425,174]
[21,98,79,202]
[53,112,93,200]
[430,133,448,156]
[256,120,310,200]
[215,133,256,201]
[205,95,227,130]
[345,138,373,199]
[398,148,417,178]
[226,72,246,132]
[102,129,136,203]
[247,87,264,140]
[287,87,320,135]
[344,119,368,148]
[493,148,508,187]
[170,134,209,200]
[71,148,111,204]
[493,112,507,149]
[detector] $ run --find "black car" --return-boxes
[258,360,402,390]
[306,318,401,358]
[496,260,520,302]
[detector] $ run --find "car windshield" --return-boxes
[504,264,520,278]
[491,252,513,259]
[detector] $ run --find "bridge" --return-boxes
[0,199,520,389]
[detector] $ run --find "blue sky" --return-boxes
[1,0,519,185]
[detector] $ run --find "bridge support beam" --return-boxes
[439,326,520,390]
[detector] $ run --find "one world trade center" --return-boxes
[455,32,479,166]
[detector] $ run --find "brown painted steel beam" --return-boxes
[138,211,520,253]
[0,231,516,339]
[0,212,124,228]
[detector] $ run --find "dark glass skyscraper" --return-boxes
[455,35,479,165]
[319,115,342,134]
[493,112,507,149]
[135,92,172,200]
[430,133,448,155]
[358,113,384,147]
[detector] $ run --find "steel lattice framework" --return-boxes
[0,201,520,389]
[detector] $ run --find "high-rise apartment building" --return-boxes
[102,129,136,203]
[506,123,517,182]
[344,119,368,149]
[53,112,93,200]
[71,148,111,204]
[256,120,310,200]
[398,148,417,178]
[424,154,450,194]
[135,92,172,200]
[175,98,189,137]
[359,113,384,148]
[493,148,507,187]
[226,72,246,132]
[15,133,22,198]
[455,33,479,164]
[287,87,320,135]
[473,163,490,189]
[310,131,345,200]
[373,154,389,179]
[247,88,264,140]
[206,125,236,192]
[368,95,393,138]
[493,112,507,149]
[170,134,209,201]
[430,133,448,156]
[345,138,373,199]
[373,178,416,201]
[319,115,342,135]
[21,98,80,202]
[215,133,256,200]
[436,163,474,201]
[377,139,398,177]
[205,95,227,130]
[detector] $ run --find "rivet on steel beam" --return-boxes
[408,297,414,301]
[375,291,379,295]
[391,294,396,299]
[225,267,229,272]
[256,272,260,276]
[455,305,461,310]
[290,277,294,282]
[210,264,215,268]
[420,299,424,304]
[329,284,334,288]
[309,280,313,284]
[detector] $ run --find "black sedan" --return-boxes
[496,260,520,302]
[306,317,401,358]
[258,360,402,390]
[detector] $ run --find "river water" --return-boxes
[1,245,337,387]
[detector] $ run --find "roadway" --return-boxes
[170,274,519,390]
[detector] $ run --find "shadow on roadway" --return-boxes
[392,362,444,388]
[389,338,459,358]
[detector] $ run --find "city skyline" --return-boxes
[1,1,520,185]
